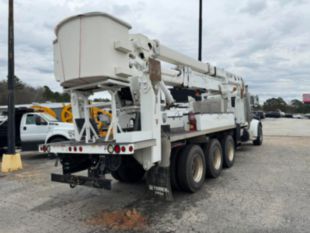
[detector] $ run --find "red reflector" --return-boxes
[188,112,197,131]
[74,146,77,152]
[114,145,120,153]
[129,145,133,152]
[68,147,72,152]
[189,112,196,121]
[79,146,83,152]
[121,146,126,152]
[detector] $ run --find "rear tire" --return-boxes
[111,170,123,182]
[170,147,182,191]
[205,139,223,178]
[177,145,206,193]
[221,135,235,168]
[113,157,145,183]
[253,124,263,146]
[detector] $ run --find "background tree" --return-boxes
[0,77,69,105]
[262,97,310,113]
[263,97,287,112]
[290,99,303,113]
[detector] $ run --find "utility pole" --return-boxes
[7,0,15,154]
[1,0,22,173]
[198,0,203,61]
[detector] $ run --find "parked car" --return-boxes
[265,111,281,118]
[0,108,74,154]
[284,113,293,118]
[293,114,303,119]
[253,111,265,120]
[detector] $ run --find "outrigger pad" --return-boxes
[146,166,173,201]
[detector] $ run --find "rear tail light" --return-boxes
[73,146,77,152]
[128,145,134,152]
[121,146,126,152]
[114,145,120,153]
[79,146,83,152]
[42,145,48,152]
[68,146,72,152]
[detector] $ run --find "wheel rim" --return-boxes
[213,147,222,170]
[227,143,234,162]
[192,154,204,183]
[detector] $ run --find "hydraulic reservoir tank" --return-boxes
[54,12,132,88]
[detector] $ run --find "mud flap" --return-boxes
[146,165,173,201]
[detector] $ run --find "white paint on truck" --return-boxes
[19,112,74,143]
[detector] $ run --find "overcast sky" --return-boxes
[0,0,309,102]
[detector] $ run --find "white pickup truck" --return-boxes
[0,108,74,154]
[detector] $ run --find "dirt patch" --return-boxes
[86,208,148,231]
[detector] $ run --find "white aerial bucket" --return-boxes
[54,12,132,88]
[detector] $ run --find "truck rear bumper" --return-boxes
[51,173,112,190]
[39,139,156,155]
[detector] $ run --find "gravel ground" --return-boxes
[0,118,309,233]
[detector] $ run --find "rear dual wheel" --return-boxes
[170,136,236,193]
[111,157,145,183]
[205,135,235,178]
[170,147,182,191]
[205,139,223,178]
[171,138,233,193]
[221,135,235,168]
[176,145,206,193]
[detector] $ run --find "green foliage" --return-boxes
[289,99,310,113]
[0,77,70,105]
[42,86,70,102]
[263,97,287,112]
[263,97,310,113]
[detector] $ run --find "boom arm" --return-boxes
[128,34,245,98]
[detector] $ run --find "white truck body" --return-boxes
[42,12,263,199]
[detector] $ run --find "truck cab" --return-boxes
[20,112,54,143]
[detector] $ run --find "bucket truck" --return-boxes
[40,12,263,199]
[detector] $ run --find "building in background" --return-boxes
[303,94,310,104]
